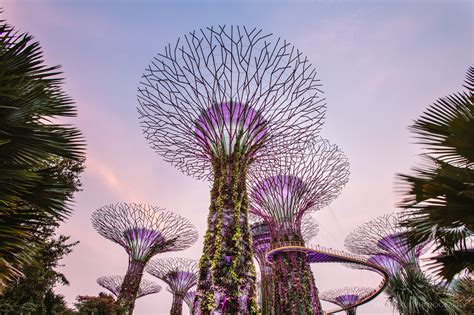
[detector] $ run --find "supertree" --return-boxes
[146,258,198,315]
[249,137,350,314]
[97,275,162,299]
[184,290,196,314]
[91,203,198,313]
[137,25,326,313]
[251,215,319,314]
[344,213,428,268]
[344,213,458,314]
[319,287,374,315]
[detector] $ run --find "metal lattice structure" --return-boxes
[91,203,198,313]
[137,25,327,313]
[249,137,349,242]
[320,287,374,315]
[97,275,162,298]
[137,25,325,180]
[248,137,349,314]
[146,258,198,315]
[301,214,319,244]
[344,213,428,266]
[184,290,196,314]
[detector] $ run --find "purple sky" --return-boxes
[4,1,473,314]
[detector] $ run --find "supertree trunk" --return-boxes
[346,308,356,315]
[118,260,146,313]
[197,149,258,314]
[272,251,322,315]
[171,294,185,315]
[260,271,274,315]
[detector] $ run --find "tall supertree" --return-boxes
[249,137,350,314]
[97,275,162,299]
[137,25,326,313]
[251,215,319,314]
[146,258,198,315]
[91,203,198,313]
[319,287,374,315]
[345,213,458,314]
[184,290,196,314]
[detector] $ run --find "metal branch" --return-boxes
[91,203,198,261]
[137,25,326,180]
[97,276,162,298]
[184,290,196,311]
[344,213,429,265]
[248,137,349,238]
[146,257,198,295]
[319,287,374,308]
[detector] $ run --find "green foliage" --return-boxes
[450,276,474,313]
[74,293,124,315]
[0,232,78,315]
[196,136,258,314]
[385,267,459,315]
[0,14,85,289]
[272,244,322,314]
[399,66,474,281]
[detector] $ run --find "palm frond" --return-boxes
[410,66,474,165]
[0,17,85,288]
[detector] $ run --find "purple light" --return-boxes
[195,101,267,156]
[368,254,401,276]
[123,227,165,260]
[335,294,359,307]
[251,223,272,255]
[377,233,422,264]
[252,175,307,231]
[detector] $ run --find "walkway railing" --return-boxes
[266,241,389,314]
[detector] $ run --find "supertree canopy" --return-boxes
[251,215,319,314]
[344,213,428,267]
[146,258,198,315]
[97,275,162,299]
[319,287,374,315]
[249,137,350,314]
[137,25,326,313]
[91,203,198,313]
[343,214,459,314]
[184,290,196,314]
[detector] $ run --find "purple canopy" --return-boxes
[195,101,267,156]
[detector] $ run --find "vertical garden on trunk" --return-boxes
[137,25,326,313]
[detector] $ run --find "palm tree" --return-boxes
[0,17,85,290]
[398,66,473,281]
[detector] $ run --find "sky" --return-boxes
[3,1,473,314]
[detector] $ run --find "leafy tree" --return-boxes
[0,13,85,289]
[0,233,78,314]
[74,293,123,315]
[385,266,458,314]
[398,66,474,281]
[450,276,474,313]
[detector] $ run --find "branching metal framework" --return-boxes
[344,213,428,267]
[147,258,198,315]
[91,203,198,313]
[97,275,162,299]
[320,287,374,315]
[249,137,349,241]
[184,290,196,314]
[137,25,325,180]
[248,137,349,315]
[301,214,319,244]
[137,25,327,314]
